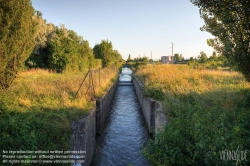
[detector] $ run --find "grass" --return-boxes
[0,67,119,162]
[136,64,247,100]
[135,64,250,165]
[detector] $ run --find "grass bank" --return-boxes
[0,67,119,157]
[135,64,250,165]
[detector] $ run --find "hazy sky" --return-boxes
[31,0,215,60]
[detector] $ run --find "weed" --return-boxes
[0,67,119,157]
[137,64,250,165]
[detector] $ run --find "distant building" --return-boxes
[161,56,176,64]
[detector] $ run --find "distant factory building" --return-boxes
[161,56,176,64]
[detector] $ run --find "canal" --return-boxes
[91,68,150,166]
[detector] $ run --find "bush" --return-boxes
[144,90,250,165]
[136,65,250,165]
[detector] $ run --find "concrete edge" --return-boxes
[71,78,119,166]
[132,76,168,135]
[71,109,96,166]
[96,78,118,134]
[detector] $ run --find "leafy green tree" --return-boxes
[0,0,37,88]
[190,0,250,81]
[113,50,123,63]
[134,56,148,64]
[48,40,68,72]
[198,51,208,63]
[26,20,97,72]
[79,40,95,69]
[25,12,56,69]
[113,50,123,61]
[63,30,81,71]
[132,56,149,70]
[44,25,68,72]
[141,56,149,64]
[174,53,184,62]
[93,40,115,67]
[93,44,101,59]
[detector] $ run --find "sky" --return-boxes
[31,0,215,60]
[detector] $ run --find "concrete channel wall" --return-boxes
[71,78,118,166]
[133,76,167,134]
[96,79,118,134]
[71,109,96,166]
[70,74,166,165]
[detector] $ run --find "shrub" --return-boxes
[136,64,250,165]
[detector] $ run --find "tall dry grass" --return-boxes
[0,66,119,153]
[7,67,119,112]
[138,64,250,165]
[136,64,248,97]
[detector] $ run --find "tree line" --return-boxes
[0,0,123,89]
[187,51,231,69]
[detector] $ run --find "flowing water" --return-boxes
[91,68,150,166]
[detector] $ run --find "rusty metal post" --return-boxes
[99,68,100,88]
[90,70,95,99]
[75,70,90,98]
[104,68,106,83]
[89,70,91,98]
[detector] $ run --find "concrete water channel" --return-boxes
[91,67,151,166]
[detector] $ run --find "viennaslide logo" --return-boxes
[219,147,247,165]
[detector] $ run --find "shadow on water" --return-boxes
[91,85,151,166]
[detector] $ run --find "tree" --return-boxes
[93,40,114,67]
[25,20,97,72]
[0,0,37,88]
[198,51,208,63]
[127,54,133,63]
[113,50,123,63]
[209,51,218,61]
[25,12,55,69]
[140,56,149,64]
[190,0,250,81]
[174,53,184,62]
[78,40,95,70]
[48,40,68,72]
[134,56,148,64]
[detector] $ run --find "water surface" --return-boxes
[91,78,150,166]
